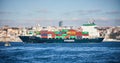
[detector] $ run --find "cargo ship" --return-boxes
[19,21,104,43]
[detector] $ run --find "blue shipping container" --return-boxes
[41,34,47,36]
[77,36,82,39]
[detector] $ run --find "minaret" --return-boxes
[59,21,63,27]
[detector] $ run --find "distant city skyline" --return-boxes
[0,0,120,27]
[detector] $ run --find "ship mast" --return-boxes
[88,18,95,24]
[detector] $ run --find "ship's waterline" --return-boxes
[19,36,104,43]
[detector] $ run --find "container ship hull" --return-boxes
[19,36,104,43]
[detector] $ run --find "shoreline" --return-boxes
[103,39,120,42]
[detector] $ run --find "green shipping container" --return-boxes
[82,32,89,34]
[56,36,65,39]
[62,29,68,32]
[70,36,76,38]
[54,31,60,34]
[61,36,65,39]
[62,34,67,36]
[55,36,61,39]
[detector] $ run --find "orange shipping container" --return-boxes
[65,35,70,39]
[67,31,76,35]
[41,36,48,38]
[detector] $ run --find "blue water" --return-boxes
[0,42,120,63]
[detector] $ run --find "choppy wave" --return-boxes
[0,42,120,63]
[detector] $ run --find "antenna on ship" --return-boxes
[88,18,95,24]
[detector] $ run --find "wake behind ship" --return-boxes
[19,21,104,43]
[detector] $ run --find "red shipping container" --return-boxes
[82,34,89,36]
[41,32,48,34]
[52,34,56,36]
[52,35,56,38]
[40,30,48,34]
[69,29,76,32]
[47,31,54,34]
[56,34,61,36]
[47,32,56,38]
[76,32,82,36]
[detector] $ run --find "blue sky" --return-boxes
[0,0,120,27]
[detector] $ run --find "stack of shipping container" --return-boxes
[27,29,89,39]
[47,31,56,38]
[40,30,48,38]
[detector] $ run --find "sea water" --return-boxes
[0,42,120,63]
